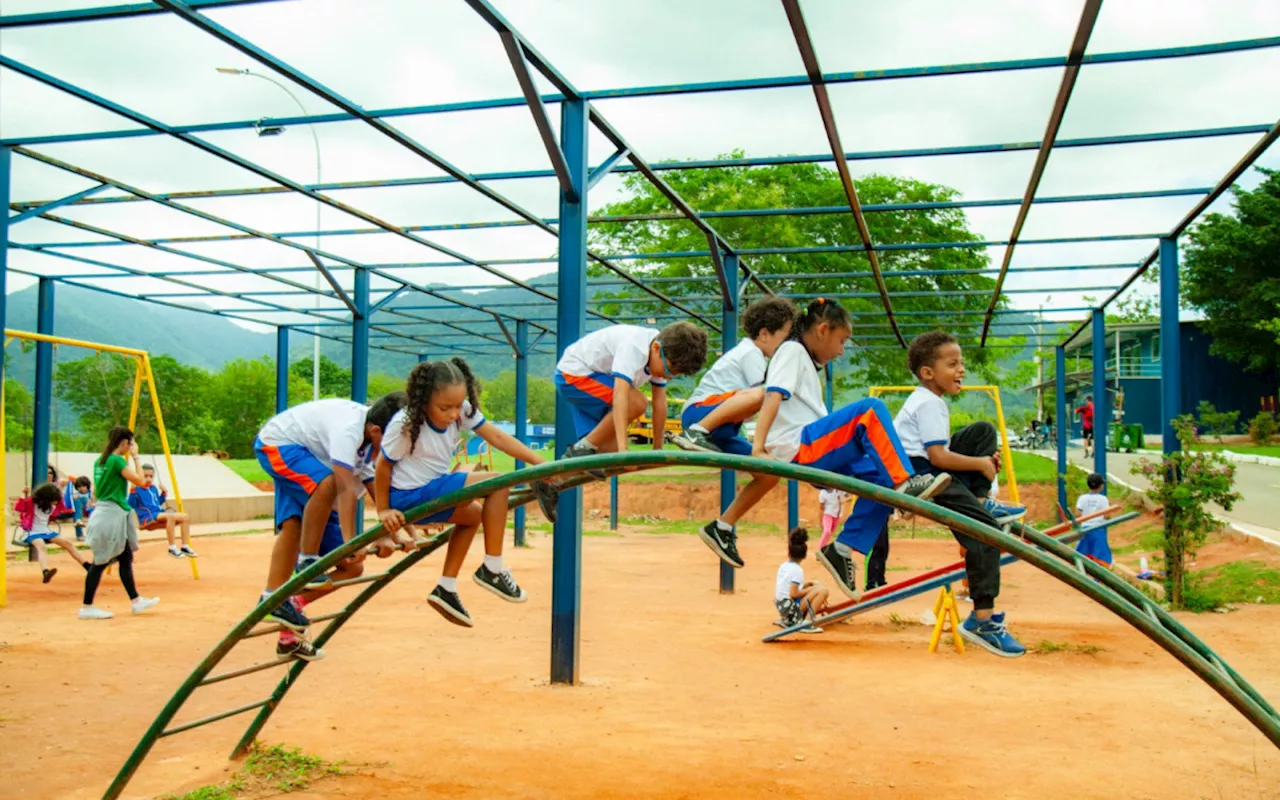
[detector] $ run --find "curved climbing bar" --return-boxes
[103,451,1280,799]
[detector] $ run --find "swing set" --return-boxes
[1,330,192,607]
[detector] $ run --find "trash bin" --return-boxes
[1111,423,1143,452]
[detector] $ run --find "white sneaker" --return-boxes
[131,596,160,615]
[79,606,113,620]
[180,545,198,558]
[168,545,183,558]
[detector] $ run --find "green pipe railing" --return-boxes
[102,451,1280,800]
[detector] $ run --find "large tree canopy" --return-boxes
[589,158,1022,387]
[1180,167,1280,375]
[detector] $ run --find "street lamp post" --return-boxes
[217,67,323,401]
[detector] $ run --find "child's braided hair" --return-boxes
[405,357,482,445]
[32,482,62,513]
[790,298,851,341]
[787,526,809,560]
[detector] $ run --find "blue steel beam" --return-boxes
[514,319,529,548]
[149,1,714,330]
[586,147,630,191]
[500,31,576,202]
[369,285,409,314]
[1091,310,1109,482]
[351,269,369,403]
[1159,237,1181,455]
[1056,345,1069,512]
[275,327,289,414]
[719,254,740,595]
[981,0,1102,346]
[0,0,283,28]
[8,183,108,223]
[32,278,55,493]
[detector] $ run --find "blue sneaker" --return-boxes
[960,611,1026,658]
[261,595,310,633]
[983,498,1026,526]
[295,558,332,591]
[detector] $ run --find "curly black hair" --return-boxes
[787,526,809,560]
[790,298,852,343]
[405,358,481,446]
[32,482,62,513]
[656,322,709,376]
[741,297,798,340]
[906,331,959,377]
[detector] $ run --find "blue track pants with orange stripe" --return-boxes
[793,397,914,554]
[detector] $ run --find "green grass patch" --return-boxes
[224,459,269,483]
[1189,561,1280,609]
[1111,522,1164,555]
[1009,451,1057,484]
[1032,640,1105,656]
[1185,443,1280,458]
[160,743,348,800]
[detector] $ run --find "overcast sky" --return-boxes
[1,0,1278,337]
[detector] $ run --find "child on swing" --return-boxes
[69,476,94,541]
[129,464,196,558]
[376,358,560,628]
[15,483,91,584]
[698,299,950,595]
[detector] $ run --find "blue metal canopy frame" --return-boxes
[3,0,1279,693]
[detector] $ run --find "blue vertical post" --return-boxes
[275,327,289,414]
[1091,310,1108,483]
[552,98,588,685]
[719,255,740,593]
[351,269,369,403]
[787,480,799,531]
[609,476,619,531]
[1055,345,1068,514]
[514,320,529,547]
[1159,237,1181,455]
[32,278,55,495]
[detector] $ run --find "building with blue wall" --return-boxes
[1031,321,1277,440]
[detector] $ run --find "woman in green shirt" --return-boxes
[81,427,160,621]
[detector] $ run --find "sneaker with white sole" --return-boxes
[79,605,113,621]
[168,545,183,558]
[131,596,160,615]
[427,585,473,627]
[180,544,198,558]
[959,611,1026,658]
[473,565,528,602]
[698,521,744,568]
[672,429,722,453]
[817,543,861,601]
[983,498,1027,526]
[800,625,824,635]
[277,637,325,662]
[261,595,311,632]
[895,472,951,502]
[563,441,606,480]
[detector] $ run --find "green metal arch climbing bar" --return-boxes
[103,451,1280,800]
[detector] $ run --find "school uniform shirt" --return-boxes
[775,560,804,602]
[688,338,767,405]
[555,325,668,389]
[1076,491,1110,529]
[380,404,486,490]
[257,399,377,475]
[818,488,847,517]
[128,484,166,520]
[30,505,54,535]
[894,386,951,460]
[762,341,828,462]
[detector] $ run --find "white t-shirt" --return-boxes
[1076,492,1109,529]
[689,338,767,405]
[555,325,667,389]
[762,341,828,462]
[894,386,951,459]
[258,399,376,475]
[776,560,805,602]
[381,404,486,490]
[818,488,847,517]
[31,506,54,535]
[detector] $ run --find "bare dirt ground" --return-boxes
[2,485,1279,800]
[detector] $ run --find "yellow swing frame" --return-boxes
[867,385,1019,505]
[2,330,193,607]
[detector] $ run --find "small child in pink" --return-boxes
[817,487,850,549]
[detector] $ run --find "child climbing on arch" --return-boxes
[376,358,560,628]
[556,322,709,476]
[253,393,405,641]
[892,330,1026,657]
[128,464,196,559]
[673,297,796,454]
[775,527,828,634]
[699,299,950,595]
[15,483,90,584]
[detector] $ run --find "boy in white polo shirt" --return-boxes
[894,331,1026,658]
[555,322,709,474]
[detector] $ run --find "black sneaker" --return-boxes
[532,480,560,523]
[261,596,310,633]
[817,543,861,601]
[697,521,744,568]
[277,638,325,662]
[563,441,606,479]
[473,564,528,603]
[427,585,474,627]
[672,429,722,453]
[894,473,952,502]
[42,568,57,584]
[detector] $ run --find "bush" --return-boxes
[1195,401,1240,442]
[1171,414,1199,449]
[1248,411,1278,445]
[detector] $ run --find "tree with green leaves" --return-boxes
[588,158,1025,388]
[479,371,556,424]
[1180,167,1280,374]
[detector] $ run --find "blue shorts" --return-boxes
[24,531,60,543]
[255,438,333,529]
[681,392,752,456]
[319,513,345,557]
[388,473,469,525]
[1076,526,1113,566]
[555,371,615,439]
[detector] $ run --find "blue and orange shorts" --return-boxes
[554,371,616,439]
[254,438,334,531]
[681,390,752,456]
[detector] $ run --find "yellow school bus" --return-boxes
[627,397,686,444]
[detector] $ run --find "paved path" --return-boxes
[1035,448,1280,545]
